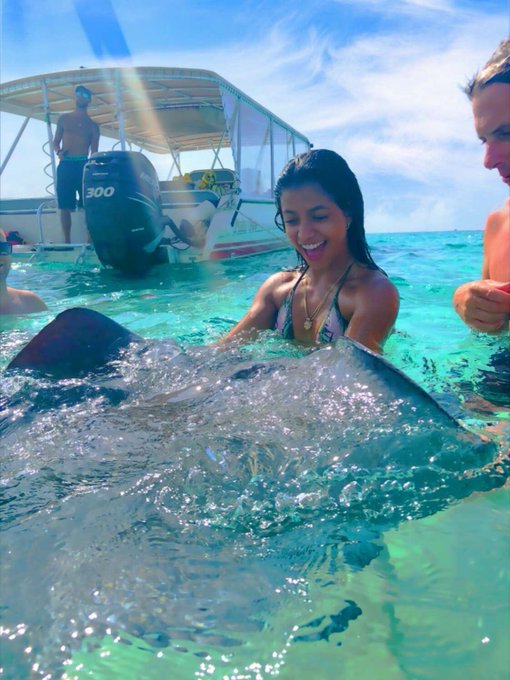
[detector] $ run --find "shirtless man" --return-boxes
[53,85,100,243]
[0,230,47,315]
[453,39,510,332]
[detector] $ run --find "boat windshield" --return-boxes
[222,88,309,198]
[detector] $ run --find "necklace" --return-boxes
[302,263,352,331]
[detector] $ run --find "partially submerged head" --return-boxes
[75,85,92,109]
[274,149,377,267]
[0,229,12,281]
[465,40,510,184]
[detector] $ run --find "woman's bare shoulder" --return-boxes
[347,265,399,307]
[346,263,393,288]
[276,268,302,282]
[262,269,301,290]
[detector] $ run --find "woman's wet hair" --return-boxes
[274,148,379,269]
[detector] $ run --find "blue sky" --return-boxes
[1,0,508,232]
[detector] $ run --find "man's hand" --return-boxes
[453,279,510,332]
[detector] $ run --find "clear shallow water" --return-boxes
[1,230,509,679]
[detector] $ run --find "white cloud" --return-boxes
[333,0,455,13]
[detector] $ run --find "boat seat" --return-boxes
[160,188,219,207]
[159,179,194,191]
[189,169,237,193]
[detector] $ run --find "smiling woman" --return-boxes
[219,149,400,353]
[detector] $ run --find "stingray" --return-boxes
[1,308,507,677]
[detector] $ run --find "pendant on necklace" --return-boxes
[304,318,313,331]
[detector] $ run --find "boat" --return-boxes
[0,67,311,272]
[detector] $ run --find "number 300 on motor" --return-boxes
[86,186,115,198]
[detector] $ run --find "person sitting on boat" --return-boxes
[452,39,510,332]
[173,170,224,248]
[219,149,400,354]
[0,230,47,315]
[53,85,100,244]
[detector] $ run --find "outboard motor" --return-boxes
[83,151,164,275]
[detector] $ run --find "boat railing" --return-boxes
[27,242,93,265]
[36,198,57,242]
[42,140,56,198]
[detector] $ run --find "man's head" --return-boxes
[467,40,510,185]
[464,39,510,100]
[75,85,92,109]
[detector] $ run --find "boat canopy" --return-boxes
[0,67,310,153]
[1,66,311,196]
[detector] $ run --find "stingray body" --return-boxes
[7,307,143,376]
[1,309,507,677]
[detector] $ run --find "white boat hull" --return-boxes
[0,197,89,244]
[1,194,288,267]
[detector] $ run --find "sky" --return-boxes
[0,0,508,233]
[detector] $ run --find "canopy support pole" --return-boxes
[270,119,275,196]
[115,72,126,150]
[210,128,227,169]
[41,79,58,190]
[0,115,31,176]
[236,97,242,174]
[166,147,183,177]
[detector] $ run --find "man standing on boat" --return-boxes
[53,85,100,243]
[453,39,510,332]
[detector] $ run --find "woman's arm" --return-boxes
[218,272,285,345]
[344,275,400,354]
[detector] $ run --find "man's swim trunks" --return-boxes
[56,157,88,210]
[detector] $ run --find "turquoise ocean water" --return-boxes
[1,229,509,679]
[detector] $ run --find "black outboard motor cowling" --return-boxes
[84,151,164,275]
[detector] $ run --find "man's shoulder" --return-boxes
[7,287,46,312]
[485,200,510,234]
